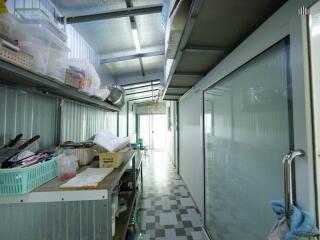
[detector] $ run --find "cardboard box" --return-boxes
[65,68,84,89]
[99,148,130,168]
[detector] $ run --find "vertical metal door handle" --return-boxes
[283,150,305,219]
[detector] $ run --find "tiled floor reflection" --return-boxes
[138,151,206,240]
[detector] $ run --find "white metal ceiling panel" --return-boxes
[73,18,134,55]
[135,13,165,50]
[51,0,166,84]
[51,0,126,16]
[133,0,163,7]
[142,55,164,74]
[105,58,142,78]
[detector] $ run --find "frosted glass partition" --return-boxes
[204,40,292,239]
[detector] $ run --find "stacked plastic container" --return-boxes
[10,23,69,82]
[0,0,69,82]
[12,0,66,40]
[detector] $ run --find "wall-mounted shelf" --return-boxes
[0,60,120,112]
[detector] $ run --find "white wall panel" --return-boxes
[179,90,203,215]
[66,25,99,66]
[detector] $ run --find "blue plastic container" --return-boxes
[0,158,57,196]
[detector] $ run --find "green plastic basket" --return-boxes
[0,157,57,196]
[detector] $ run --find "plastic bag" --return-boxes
[57,150,78,181]
[68,59,101,96]
[268,217,289,240]
[95,87,111,101]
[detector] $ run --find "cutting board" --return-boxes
[60,168,113,190]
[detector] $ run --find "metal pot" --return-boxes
[107,86,125,108]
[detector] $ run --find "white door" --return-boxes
[139,115,151,147]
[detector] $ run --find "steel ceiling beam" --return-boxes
[138,58,145,76]
[128,96,154,101]
[101,50,164,64]
[123,83,160,91]
[125,89,159,96]
[63,4,163,24]
[118,72,162,86]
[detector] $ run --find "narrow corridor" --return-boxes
[138,151,206,240]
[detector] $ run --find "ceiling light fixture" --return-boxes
[132,29,141,53]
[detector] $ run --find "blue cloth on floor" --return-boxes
[271,200,319,240]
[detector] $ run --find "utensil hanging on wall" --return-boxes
[0,135,40,168]
[1,133,23,149]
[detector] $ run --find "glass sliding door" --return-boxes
[204,40,292,239]
[139,114,166,150]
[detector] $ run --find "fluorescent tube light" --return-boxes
[132,29,141,53]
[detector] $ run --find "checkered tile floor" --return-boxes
[137,151,207,240]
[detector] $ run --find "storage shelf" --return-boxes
[113,193,137,240]
[113,153,142,240]
[0,59,120,112]
[33,150,136,193]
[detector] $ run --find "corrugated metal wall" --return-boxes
[0,199,111,240]
[0,85,59,149]
[65,24,115,85]
[0,84,118,148]
[129,102,136,136]
[118,102,136,138]
[66,25,99,66]
[60,100,117,142]
[118,103,127,138]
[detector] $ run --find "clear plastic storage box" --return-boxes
[13,0,66,42]
[10,23,69,82]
